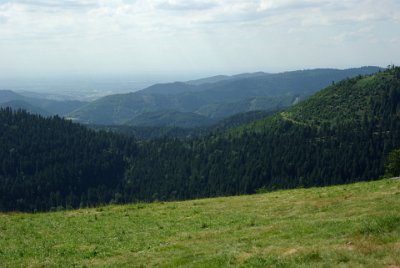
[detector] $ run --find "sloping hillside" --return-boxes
[1,179,399,267]
[243,67,400,133]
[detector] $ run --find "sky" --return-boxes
[1,0,400,79]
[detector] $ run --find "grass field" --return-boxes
[1,179,400,267]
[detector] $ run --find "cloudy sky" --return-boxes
[1,0,400,78]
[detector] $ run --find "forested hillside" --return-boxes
[122,67,400,202]
[270,70,400,128]
[0,109,137,211]
[1,67,399,212]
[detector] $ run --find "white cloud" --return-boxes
[157,0,217,11]
[258,0,324,12]
[333,27,373,43]
[1,0,399,38]
[0,0,399,76]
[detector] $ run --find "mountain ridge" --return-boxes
[70,66,383,125]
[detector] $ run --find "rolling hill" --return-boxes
[0,90,25,103]
[69,67,382,125]
[93,110,274,140]
[0,89,87,116]
[125,110,216,128]
[0,100,50,116]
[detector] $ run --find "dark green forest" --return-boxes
[0,110,137,211]
[1,67,400,211]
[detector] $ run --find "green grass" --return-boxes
[1,179,400,267]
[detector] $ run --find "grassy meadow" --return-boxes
[1,179,400,267]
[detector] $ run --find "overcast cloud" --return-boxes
[1,0,399,77]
